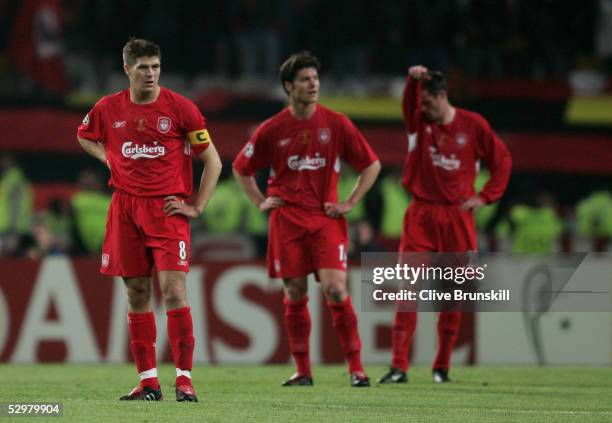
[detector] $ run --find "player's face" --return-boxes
[288,67,319,104]
[421,90,445,123]
[125,56,161,93]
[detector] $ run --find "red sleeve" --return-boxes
[180,99,210,155]
[339,115,379,172]
[76,102,105,144]
[232,123,271,176]
[402,76,422,133]
[476,118,512,204]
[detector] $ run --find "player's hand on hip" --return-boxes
[324,201,352,218]
[259,196,284,212]
[408,65,429,80]
[163,195,199,218]
[460,196,485,213]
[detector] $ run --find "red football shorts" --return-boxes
[399,199,477,253]
[100,190,191,277]
[267,206,348,279]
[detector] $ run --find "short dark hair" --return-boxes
[423,70,447,96]
[122,37,161,66]
[279,51,321,95]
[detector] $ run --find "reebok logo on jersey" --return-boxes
[287,154,326,171]
[122,141,166,159]
[429,146,460,171]
[112,120,126,128]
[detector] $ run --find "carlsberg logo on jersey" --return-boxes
[429,146,460,171]
[288,154,326,171]
[122,141,166,159]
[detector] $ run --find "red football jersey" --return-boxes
[401,76,512,205]
[77,87,211,197]
[233,105,378,213]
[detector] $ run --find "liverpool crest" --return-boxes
[157,117,171,133]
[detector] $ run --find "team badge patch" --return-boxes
[244,142,254,158]
[157,117,172,133]
[101,254,109,268]
[456,133,467,147]
[317,128,330,144]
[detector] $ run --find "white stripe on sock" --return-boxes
[176,369,192,379]
[139,368,158,380]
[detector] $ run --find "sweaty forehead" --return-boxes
[295,67,318,79]
[133,56,161,67]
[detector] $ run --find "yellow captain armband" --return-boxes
[187,129,212,146]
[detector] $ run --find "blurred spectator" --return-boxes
[509,192,563,253]
[230,0,283,78]
[8,0,68,98]
[70,168,110,255]
[200,168,246,235]
[0,0,603,94]
[15,214,64,258]
[43,197,71,252]
[348,219,384,260]
[243,192,268,258]
[378,166,410,241]
[576,190,612,251]
[0,154,33,255]
[337,166,366,223]
[474,168,499,232]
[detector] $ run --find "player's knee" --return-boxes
[284,285,307,302]
[126,285,150,309]
[323,284,347,302]
[283,278,307,301]
[162,283,186,307]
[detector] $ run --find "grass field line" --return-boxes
[275,402,612,416]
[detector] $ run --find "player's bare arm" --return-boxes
[77,137,108,167]
[164,143,222,218]
[324,160,381,218]
[232,169,284,212]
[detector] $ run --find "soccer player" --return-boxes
[233,51,381,387]
[378,66,512,384]
[77,38,222,401]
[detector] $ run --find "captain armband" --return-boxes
[187,129,212,146]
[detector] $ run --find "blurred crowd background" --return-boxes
[0,0,611,261]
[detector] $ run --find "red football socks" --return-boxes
[433,311,462,369]
[327,296,363,374]
[284,296,312,377]
[167,306,195,387]
[391,310,418,372]
[127,311,159,388]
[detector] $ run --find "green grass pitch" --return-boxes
[2,364,612,422]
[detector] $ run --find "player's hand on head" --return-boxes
[259,196,284,212]
[324,201,353,218]
[460,196,485,213]
[408,65,429,80]
[163,195,199,218]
